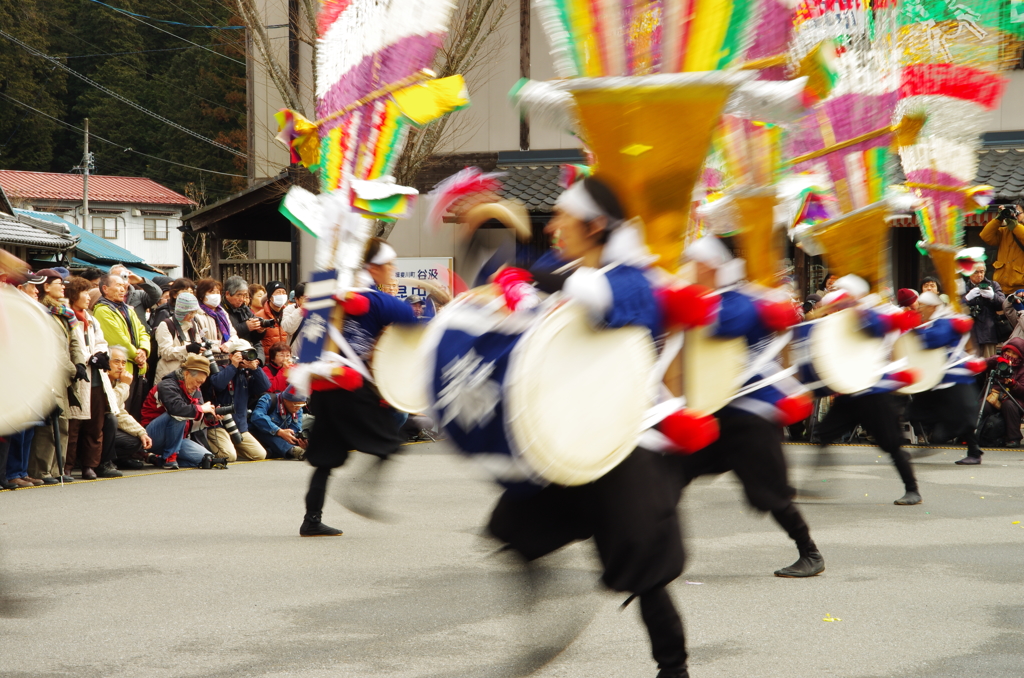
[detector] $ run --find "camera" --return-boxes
[214,404,243,446]
[258,317,277,328]
[999,205,1020,222]
[240,347,259,362]
[199,339,220,374]
[295,430,307,442]
[994,357,1014,380]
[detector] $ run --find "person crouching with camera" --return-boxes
[250,385,307,460]
[962,262,1005,358]
[140,355,218,469]
[974,338,1024,454]
[203,339,269,462]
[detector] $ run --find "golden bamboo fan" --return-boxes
[814,203,890,290]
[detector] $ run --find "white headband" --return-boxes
[369,243,397,266]
[555,181,606,223]
[684,236,733,268]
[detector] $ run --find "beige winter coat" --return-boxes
[154,318,210,383]
[67,312,119,421]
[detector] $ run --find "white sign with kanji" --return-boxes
[392,257,454,299]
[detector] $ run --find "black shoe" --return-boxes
[300,513,343,537]
[163,462,179,470]
[116,458,144,470]
[1005,440,1020,448]
[146,453,165,468]
[955,456,982,465]
[774,550,825,578]
[42,477,60,485]
[96,461,123,478]
[657,669,690,678]
[894,490,922,505]
[199,453,213,470]
[60,474,74,483]
[0,480,17,490]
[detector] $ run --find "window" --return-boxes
[92,216,117,239]
[144,218,168,240]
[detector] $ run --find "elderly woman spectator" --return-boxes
[263,342,293,393]
[154,292,207,382]
[250,386,307,459]
[105,345,154,469]
[222,276,267,361]
[64,276,122,479]
[109,264,161,326]
[30,269,84,484]
[193,278,237,358]
[143,355,217,469]
[94,273,151,420]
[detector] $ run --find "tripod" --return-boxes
[974,368,1024,440]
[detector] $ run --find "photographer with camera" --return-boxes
[222,276,268,362]
[142,355,217,469]
[981,203,1024,292]
[961,262,1006,358]
[204,339,269,462]
[250,385,307,459]
[971,338,1024,457]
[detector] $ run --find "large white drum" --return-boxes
[0,286,64,436]
[892,330,946,394]
[680,326,747,415]
[371,323,432,414]
[795,308,887,394]
[427,297,656,487]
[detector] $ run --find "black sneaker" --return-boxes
[894,490,922,505]
[116,458,144,470]
[774,550,825,578]
[955,456,982,465]
[300,513,343,537]
[96,461,123,478]
[657,670,690,678]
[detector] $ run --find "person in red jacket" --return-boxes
[263,342,293,393]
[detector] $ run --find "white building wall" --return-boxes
[58,201,184,273]
[990,71,1024,132]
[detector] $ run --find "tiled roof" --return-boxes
[975,149,1024,201]
[497,164,564,212]
[14,208,148,266]
[0,213,77,249]
[0,170,192,206]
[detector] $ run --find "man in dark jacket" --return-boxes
[222,275,267,361]
[144,355,216,469]
[110,264,161,327]
[962,263,1006,357]
[204,339,270,461]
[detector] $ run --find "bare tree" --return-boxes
[231,0,513,238]
[182,180,213,279]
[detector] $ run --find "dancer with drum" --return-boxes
[441,177,691,678]
[798,276,924,505]
[651,236,826,578]
[903,292,986,464]
[299,237,419,537]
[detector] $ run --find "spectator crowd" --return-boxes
[0,267,317,489]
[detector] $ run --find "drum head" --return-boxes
[505,303,656,486]
[809,308,886,394]
[0,287,63,436]
[892,331,946,394]
[683,327,747,415]
[371,323,431,414]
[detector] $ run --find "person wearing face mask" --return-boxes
[256,281,291,357]
[154,293,208,382]
[192,278,237,358]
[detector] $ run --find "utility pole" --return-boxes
[82,118,90,229]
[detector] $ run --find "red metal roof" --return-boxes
[0,170,192,206]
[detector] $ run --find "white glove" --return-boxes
[980,287,995,299]
[965,287,981,301]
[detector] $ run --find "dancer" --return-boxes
[652,236,825,578]
[485,178,690,678]
[802,277,923,505]
[903,292,985,464]
[299,237,419,537]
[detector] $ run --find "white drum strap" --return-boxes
[640,332,687,430]
[943,333,972,371]
[734,330,793,389]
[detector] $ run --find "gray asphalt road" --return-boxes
[1,442,1022,678]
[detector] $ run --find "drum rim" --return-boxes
[505,302,656,486]
[371,323,432,414]
[892,330,946,394]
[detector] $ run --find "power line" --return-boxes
[0,29,246,158]
[66,44,226,58]
[84,0,245,29]
[0,92,246,178]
